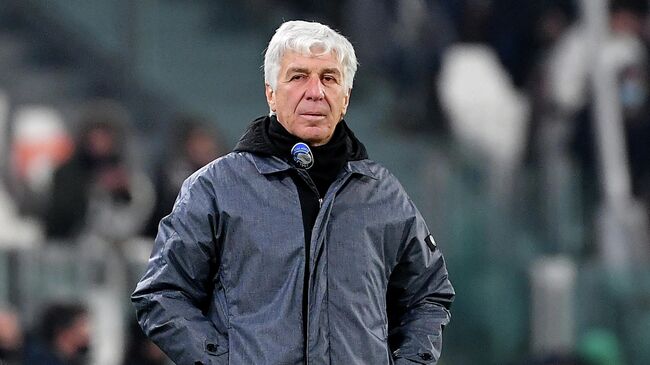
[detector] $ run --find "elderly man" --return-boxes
[132,20,454,365]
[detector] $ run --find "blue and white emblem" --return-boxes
[291,142,314,169]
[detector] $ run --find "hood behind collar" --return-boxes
[233,115,368,161]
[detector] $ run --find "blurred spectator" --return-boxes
[543,0,647,116]
[534,1,576,49]
[437,44,530,180]
[145,115,225,237]
[382,0,456,133]
[8,105,74,217]
[24,302,90,365]
[0,307,23,365]
[611,0,650,223]
[376,0,561,134]
[122,320,167,365]
[44,99,154,242]
[537,0,650,239]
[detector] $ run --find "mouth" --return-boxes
[299,113,326,121]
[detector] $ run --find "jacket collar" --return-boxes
[246,153,378,180]
[247,153,291,175]
[346,159,378,180]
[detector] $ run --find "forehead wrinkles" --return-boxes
[281,52,342,73]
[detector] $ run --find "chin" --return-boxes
[297,129,325,142]
[296,136,318,145]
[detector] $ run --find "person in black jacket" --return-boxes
[24,303,90,365]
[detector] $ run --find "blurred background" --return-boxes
[0,0,649,364]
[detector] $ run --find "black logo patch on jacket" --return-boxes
[425,234,437,252]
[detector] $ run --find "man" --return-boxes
[132,20,454,365]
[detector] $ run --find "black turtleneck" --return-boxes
[233,115,368,352]
[267,115,350,197]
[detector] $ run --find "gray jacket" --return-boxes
[132,151,454,365]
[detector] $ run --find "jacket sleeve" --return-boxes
[131,173,227,365]
[387,204,455,365]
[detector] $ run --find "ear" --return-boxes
[265,84,276,112]
[341,89,351,116]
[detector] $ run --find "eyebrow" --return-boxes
[286,67,341,76]
[321,68,341,76]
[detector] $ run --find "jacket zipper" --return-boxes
[295,169,320,365]
[296,168,353,365]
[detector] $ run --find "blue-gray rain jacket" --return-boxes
[132,149,454,364]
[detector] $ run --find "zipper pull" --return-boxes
[318,198,323,208]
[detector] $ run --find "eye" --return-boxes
[290,74,306,81]
[322,75,338,83]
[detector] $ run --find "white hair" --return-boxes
[264,20,358,93]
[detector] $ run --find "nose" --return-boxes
[305,75,324,100]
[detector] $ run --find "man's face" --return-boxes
[265,51,350,146]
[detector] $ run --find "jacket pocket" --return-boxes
[205,281,230,364]
[213,280,231,329]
